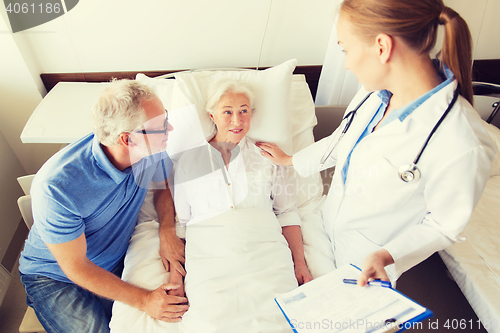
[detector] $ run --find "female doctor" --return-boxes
[257,0,496,285]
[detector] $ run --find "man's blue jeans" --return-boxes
[20,260,124,333]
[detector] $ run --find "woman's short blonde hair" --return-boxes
[205,78,255,115]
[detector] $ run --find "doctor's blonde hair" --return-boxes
[340,0,473,105]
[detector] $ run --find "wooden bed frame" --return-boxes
[39,60,500,101]
[40,66,323,99]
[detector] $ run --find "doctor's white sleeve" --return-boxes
[292,129,341,177]
[271,165,301,227]
[383,145,494,276]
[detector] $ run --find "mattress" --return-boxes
[439,175,500,333]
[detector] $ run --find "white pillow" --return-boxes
[171,59,297,155]
[135,73,175,111]
[289,75,323,208]
[136,66,322,206]
[289,74,317,141]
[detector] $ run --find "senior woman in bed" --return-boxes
[169,78,312,331]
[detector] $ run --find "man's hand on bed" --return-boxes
[145,283,189,322]
[159,229,186,276]
[255,142,293,166]
[357,249,394,287]
[295,263,313,285]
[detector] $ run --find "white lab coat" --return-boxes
[293,79,497,281]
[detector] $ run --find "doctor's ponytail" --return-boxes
[340,0,473,105]
[438,7,473,105]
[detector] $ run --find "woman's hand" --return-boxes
[358,249,394,286]
[159,229,186,276]
[144,283,189,322]
[255,142,293,166]
[295,262,313,285]
[168,269,186,297]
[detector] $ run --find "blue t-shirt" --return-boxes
[19,133,173,283]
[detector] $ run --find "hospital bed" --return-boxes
[108,60,336,332]
[438,119,500,333]
[109,60,500,332]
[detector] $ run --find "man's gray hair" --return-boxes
[91,79,156,146]
[205,78,255,115]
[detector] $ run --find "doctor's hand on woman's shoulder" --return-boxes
[357,249,394,287]
[255,142,293,166]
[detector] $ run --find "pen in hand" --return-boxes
[343,279,392,288]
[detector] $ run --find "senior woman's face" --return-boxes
[210,92,252,144]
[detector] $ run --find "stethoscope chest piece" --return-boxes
[399,164,421,183]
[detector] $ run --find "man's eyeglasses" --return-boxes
[137,110,169,135]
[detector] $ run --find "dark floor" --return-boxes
[396,253,486,333]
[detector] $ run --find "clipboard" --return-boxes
[275,264,432,333]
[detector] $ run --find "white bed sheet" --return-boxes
[180,209,297,332]
[438,122,500,333]
[110,219,178,333]
[440,176,500,333]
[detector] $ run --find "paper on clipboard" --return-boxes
[275,264,431,333]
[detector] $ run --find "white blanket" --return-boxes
[110,209,297,333]
[110,220,178,333]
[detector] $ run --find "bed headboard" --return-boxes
[40,66,323,100]
[39,59,500,102]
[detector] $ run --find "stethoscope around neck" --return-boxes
[320,85,460,183]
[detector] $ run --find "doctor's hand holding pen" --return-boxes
[357,249,393,287]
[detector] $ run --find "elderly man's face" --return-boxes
[210,92,252,145]
[129,96,172,157]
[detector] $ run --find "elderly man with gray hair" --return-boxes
[19,79,188,333]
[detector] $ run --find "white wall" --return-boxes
[19,0,338,73]
[12,0,499,79]
[0,11,60,175]
[445,0,500,60]
[0,11,61,263]
[0,131,25,263]
[473,0,500,59]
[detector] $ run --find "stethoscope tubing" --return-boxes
[412,85,460,165]
[319,92,374,166]
[320,85,460,182]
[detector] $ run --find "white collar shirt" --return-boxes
[174,136,300,229]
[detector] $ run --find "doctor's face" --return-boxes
[337,14,385,91]
[210,92,252,144]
